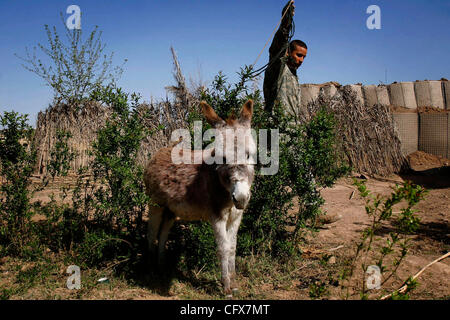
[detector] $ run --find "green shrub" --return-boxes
[32,86,152,267]
[170,221,218,271]
[64,86,151,266]
[47,130,75,179]
[0,111,38,257]
[173,66,349,270]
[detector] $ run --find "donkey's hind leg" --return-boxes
[157,208,175,270]
[147,206,164,260]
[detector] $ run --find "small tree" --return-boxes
[16,18,126,106]
[339,179,426,300]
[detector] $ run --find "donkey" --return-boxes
[143,99,255,297]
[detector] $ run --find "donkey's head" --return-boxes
[201,100,256,210]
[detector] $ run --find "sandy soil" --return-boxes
[291,151,450,299]
[309,174,449,299]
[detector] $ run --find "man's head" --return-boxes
[287,39,307,71]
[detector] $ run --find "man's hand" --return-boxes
[282,0,295,17]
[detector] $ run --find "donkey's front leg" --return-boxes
[227,209,243,294]
[210,217,232,297]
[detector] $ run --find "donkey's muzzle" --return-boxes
[232,180,251,209]
[232,192,249,210]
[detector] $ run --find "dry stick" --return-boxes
[380,252,450,300]
[104,257,131,272]
[328,245,344,252]
[91,238,133,251]
[298,261,315,271]
[349,190,355,200]
[194,264,207,279]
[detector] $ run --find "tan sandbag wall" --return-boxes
[443,81,450,110]
[301,79,449,111]
[301,79,449,159]
[362,85,378,107]
[301,84,322,107]
[418,114,449,158]
[414,81,445,109]
[376,85,391,105]
[33,78,448,178]
[391,111,449,159]
[389,82,418,109]
[392,113,419,156]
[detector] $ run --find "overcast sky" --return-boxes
[1,0,449,125]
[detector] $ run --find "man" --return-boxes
[263,1,341,226]
[263,0,308,123]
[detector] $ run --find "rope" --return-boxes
[252,0,294,67]
[249,1,295,78]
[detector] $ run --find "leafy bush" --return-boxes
[66,86,151,266]
[172,67,349,271]
[170,222,219,271]
[0,112,38,257]
[31,86,151,267]
[47,130,75,179]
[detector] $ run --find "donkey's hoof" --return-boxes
[232,288,239,296]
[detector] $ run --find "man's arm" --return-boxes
[263,1,295,112]
[268,0,295,60]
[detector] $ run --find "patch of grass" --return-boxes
[0,288,16,300]
[309,281,329,300]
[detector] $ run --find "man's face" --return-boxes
[287,45,307,70]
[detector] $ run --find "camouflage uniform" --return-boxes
[263,1,307,123]
[263,2,322,214]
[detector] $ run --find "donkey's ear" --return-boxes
[200,101,225,127]
[239,99,253,125]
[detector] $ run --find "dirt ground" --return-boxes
[301,151,449,299]
[1,151,449,300]
[311,176,449,299]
